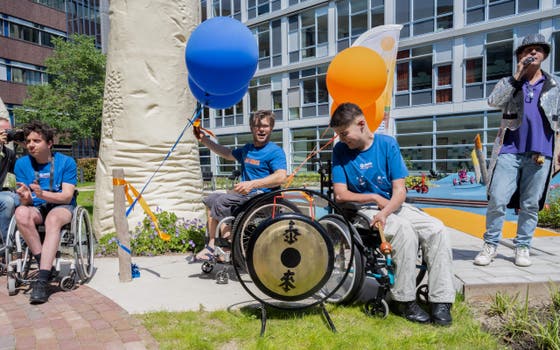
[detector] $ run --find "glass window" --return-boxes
[552,31,560,76]
[395,112,494,174]
[288,65,328,120]
[395,118,433,133]
[466,0,539,24]
[291,127,334,173]
[371,0,385,27]
[464,30,513,100]
[289,7,329,63]
[256,24,271,70]
[337,1,385,50]
[489,0,515,20]
[396,0,452,38]
[247,0,277,19]
[436,64,452,103]
[395,45,434,107]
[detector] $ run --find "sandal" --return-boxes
[193,245,215,262]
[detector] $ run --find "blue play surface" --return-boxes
[405,172,560,221]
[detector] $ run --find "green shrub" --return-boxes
[95,209,206,257]
[405,175,432,189]
[77,158,97,182]
[539,186,560,228]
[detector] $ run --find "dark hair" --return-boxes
[330,103,364,128]
[23,120,55,143]
[250,110,275,129]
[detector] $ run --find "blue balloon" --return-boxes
[188,76,247,109]
[185,17,258,96]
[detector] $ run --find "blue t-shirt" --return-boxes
[15,152,77,207]
[332,134,408,200]
[232,142,287,193]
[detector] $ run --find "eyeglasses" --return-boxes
[525,85,534,103]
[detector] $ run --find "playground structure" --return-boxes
[452,168,475,186]
[409,173,429,193]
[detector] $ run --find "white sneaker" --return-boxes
[514,246,532,267]
[474,243,497,266]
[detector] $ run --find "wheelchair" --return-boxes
[4,204,95,296]
[315,160,429,318]
[199,189,301,283]
[319,202,428,318]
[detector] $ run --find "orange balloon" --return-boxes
[363,98,385,132]
[326,46,387,107]
[331,99,385,132]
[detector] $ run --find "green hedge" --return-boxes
[77,158,97,182]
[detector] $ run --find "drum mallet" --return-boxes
[375,222,393,256]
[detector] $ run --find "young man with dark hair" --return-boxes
[15,120,77,304]
[193,110,287,261]
[330,102,455,326]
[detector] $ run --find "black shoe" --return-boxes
[30,280,49,304]
[431,303,452,326]
[396,301,430,323]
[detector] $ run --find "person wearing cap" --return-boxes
[474,33,560,267]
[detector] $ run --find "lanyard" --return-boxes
[32,155,55,191]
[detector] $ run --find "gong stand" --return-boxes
[231,188,355,336]
[239,213,341,335]
[256,301,336,336]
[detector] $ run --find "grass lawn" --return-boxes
[139,298,501,350]
[76,183,94,218]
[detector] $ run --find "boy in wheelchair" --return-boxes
[330,103,455,326]
[13,121,77,304]
[192,110,287,263]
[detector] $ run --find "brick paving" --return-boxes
[0,276,158,350]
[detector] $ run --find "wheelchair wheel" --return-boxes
[60,273,77,291]
[364,298,389,319]
[231,198,300,268]
[416,284,429,304]
[72,206,95,283]
[318,214,365,305]
[5,217,28,296]
[201,261,214,273]
[416,249,427,287]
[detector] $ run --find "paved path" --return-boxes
[0,279,157,349]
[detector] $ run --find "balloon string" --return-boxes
[284,132,338,189]
[126,105,204,216]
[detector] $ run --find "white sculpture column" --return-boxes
[94,0,204,236]
[0,97,9,120]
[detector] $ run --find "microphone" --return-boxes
[523,57,535,66]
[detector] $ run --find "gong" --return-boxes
[246,213,334,302]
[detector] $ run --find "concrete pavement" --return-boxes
[85,227,560,314]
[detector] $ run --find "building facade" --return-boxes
[198,0,560,177]
[0,0,101,124]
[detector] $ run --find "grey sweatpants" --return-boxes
[361,203,455,303]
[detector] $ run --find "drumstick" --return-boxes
[375,222,392,255]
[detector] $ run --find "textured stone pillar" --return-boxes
[0,97,9,120]
[94,0,204,236]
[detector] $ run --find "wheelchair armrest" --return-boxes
[336,202,377,223]
[337,201,379,212]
